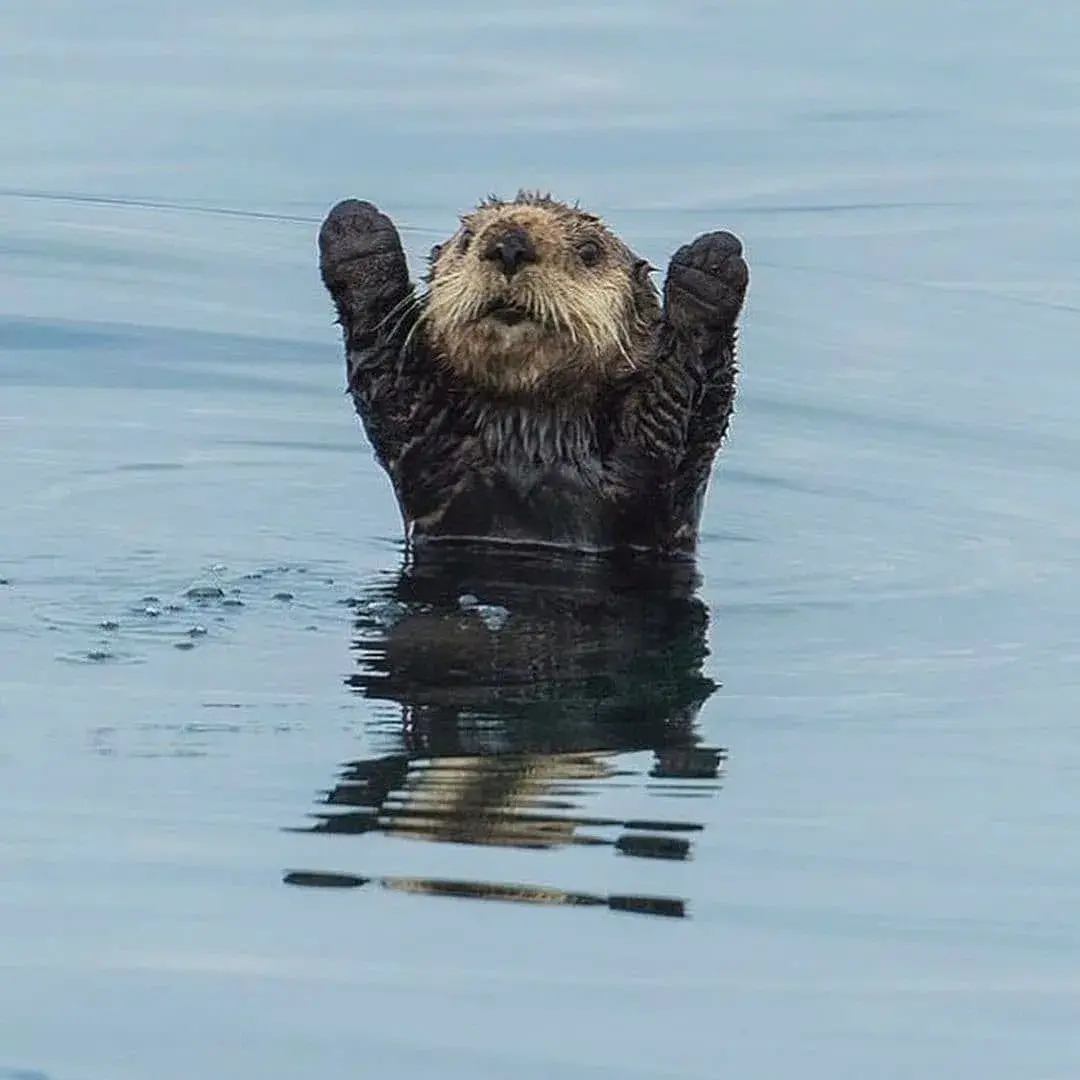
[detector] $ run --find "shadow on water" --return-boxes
[285,545,727,919]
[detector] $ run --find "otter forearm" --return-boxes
[601,341,699,551]
[318,199,430,469]
[621,230,746,453]
[662,230,747,519]
[604,231,748,549]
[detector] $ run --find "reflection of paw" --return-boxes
[318,199,404,277]
[664,230,749,328]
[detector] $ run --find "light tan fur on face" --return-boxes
[417,192,660,397]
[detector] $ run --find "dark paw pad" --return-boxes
[674,230,743,271]
[665,230,749,327]
[318,199,404,274]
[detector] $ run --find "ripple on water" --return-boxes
[21,563,353,663]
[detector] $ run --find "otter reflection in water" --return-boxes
[285,545,727,918]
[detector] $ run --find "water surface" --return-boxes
[2,1,1079,1077]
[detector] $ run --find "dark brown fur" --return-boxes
[318,190,749,557]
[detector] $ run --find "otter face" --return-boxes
[421,192,660,397]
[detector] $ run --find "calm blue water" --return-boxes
[3,1,1080,1077]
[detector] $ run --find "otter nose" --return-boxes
[483,227,537,276]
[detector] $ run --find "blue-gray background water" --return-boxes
[2,1,1078,1077]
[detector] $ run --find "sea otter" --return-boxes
[317,191,748,556]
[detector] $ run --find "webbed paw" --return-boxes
[663,230,749,330]
[319,199,402,268]
[318,200,410,320]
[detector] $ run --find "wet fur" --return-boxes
[318,190,749,556]
[422,194,659,395]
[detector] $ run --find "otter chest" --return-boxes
[398,404,611,547]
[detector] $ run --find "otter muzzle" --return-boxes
[482,226,537,277]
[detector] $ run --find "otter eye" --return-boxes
[577,240,602,267]
[459,227,474,252]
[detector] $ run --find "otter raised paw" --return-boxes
[317,191,749,556]
[664,231,749,331]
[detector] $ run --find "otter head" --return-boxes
[421,192,661,398]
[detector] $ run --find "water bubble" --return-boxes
[142,605,161,618]
[187,625,208,638]
[222,597,244,609]
[457,594,509,630]
[174,640,196,651]
[369,599,407,627]
[273,591,295,602]
[99,619,120,631]
[474,604,511,632]
[86,648,112,662]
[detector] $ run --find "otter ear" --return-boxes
[633,258,657,283]
[429,243,444,264]
[633,259,660,301]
